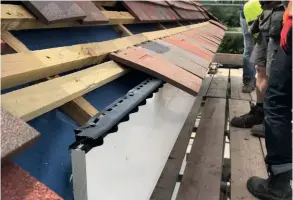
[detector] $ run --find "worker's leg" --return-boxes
[251,8,284,137]
[255,65,267,101]
[230,34,266,128]
[249,66,268,137]
[240,13,255,93]
[247,47,292,200]
[250,53,270,137]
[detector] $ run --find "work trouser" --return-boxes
[240,13,256,82]
[264,46,292,174]
[250,8,284,76]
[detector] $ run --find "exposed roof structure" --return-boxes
[1,1,227,199]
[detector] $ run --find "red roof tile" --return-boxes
[1,161,63,200]
[110,46,202,96]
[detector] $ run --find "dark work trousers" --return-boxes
[264,47,292,173]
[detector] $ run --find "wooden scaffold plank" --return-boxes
[206,68,229,98]
[176,98,226,200]
[229,99,267,200]
[230,69,252,101]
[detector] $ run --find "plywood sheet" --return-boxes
[110,47,202,96]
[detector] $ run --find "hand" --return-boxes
[280,17,292,53]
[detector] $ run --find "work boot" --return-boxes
[247,170,292,200]
[230,104,264,128]
[251,122,265,138]
[242,79,256,93]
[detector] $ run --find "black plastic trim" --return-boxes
[70,78,164,151]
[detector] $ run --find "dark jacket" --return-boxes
[250,1,285,39]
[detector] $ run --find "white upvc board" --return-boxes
[86,84,196,200]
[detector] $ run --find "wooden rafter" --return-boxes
[1,22,209,90]
[2,61,127,122]
[113,24,133,37]
[157,23,166,30]
[0,30,99,125]
[1,22,212,123]
[1,31,30,52]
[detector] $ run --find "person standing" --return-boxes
[231,1,285,138]
[240,3,258,93]
[247,1,292,199]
